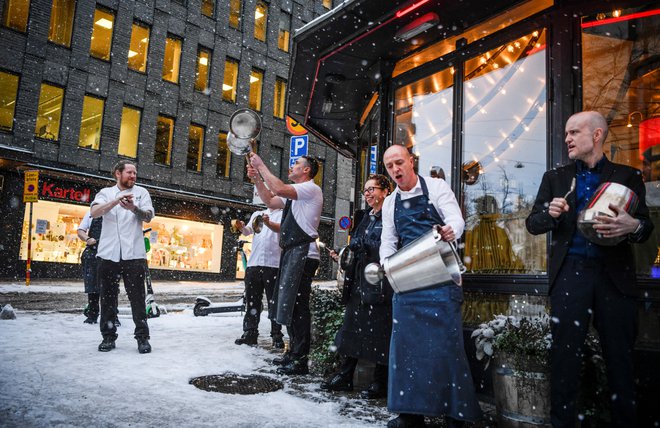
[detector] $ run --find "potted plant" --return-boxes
[472,314,552,428]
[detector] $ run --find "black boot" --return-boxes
[360,381,386,399]
[98,337,116,352]
[235,330,258,346]
[272,337,285,349]
[320,372,353,391]
[137,337,152,354]
[273,352,293,366]
[387,414,425,428]
[277,357,309,375]
[83,316,98,324]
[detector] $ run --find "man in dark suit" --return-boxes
[526,111,653,427]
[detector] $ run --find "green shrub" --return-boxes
[309,286,344,375]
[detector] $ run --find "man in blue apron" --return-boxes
[380,145,482,428]
[248,153,323,375]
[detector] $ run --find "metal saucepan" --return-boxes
[229,108,262,140]
[577,182,638,246]
[252,214,264,234]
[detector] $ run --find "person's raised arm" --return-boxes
[249,152,298,201]
[90,191,124,218]
[263,213,280,233]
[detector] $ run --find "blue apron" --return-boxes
[388,177,481,421]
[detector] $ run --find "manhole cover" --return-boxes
[190,373,283,395]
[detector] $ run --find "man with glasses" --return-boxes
[247,154,323,375]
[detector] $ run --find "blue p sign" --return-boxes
[290,135,308,167]
[369,145,378,174]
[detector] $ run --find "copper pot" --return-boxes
[577,182,638,246]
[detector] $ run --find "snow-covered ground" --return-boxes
[0,308,390,427]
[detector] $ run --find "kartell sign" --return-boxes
[40,180,94,204]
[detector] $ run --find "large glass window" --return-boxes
[2,0,31,32]
[254,1,267,42]
[313,159,325,190]
[90,7,114,60]
[35,83,63,141]
[118,106,141,158]
[162,36,182,83]
[155,115,174,166]
[217,131,231,178]
[78,95,104,150]
[187,124,204,172]
[222,58,238,102]
[581,7,660,278]
[201,0,214,18]
[48,0,75,47]
[274,77,286,119]
[195,47,211,92]
[248,68,263,111]
[0,71,19,132]
[278,11,290,52]
[461,29,548,275]
[229,0,241,29]
[128,22,150,72]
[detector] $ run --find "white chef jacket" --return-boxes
[278,180,323,260]
[91,185,154,262]
[380,175,464,263]
[244,208,282,268]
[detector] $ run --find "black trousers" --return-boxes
[550,256,637,428]
[338,356,388,385]
[243,266,282,338]
[87,293,99,319]
[288,258,319,359]
[98,258,149,340]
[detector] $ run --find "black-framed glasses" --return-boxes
[363,186,384,194]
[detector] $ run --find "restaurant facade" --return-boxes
[287,0,659,421]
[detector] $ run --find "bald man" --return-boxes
[380,144,481,428]
[526,111,653,427]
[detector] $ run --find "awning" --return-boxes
[287,0,529,158]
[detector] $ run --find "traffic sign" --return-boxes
[290,134,308,167]
[370,145,378,174]
[23,170,39,203]
[339,216,352,230]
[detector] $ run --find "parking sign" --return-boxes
[290,135,308,167]
[369,145,378,174]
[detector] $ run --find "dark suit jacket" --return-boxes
[526,157,654,296]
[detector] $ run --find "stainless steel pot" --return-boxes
[577,182,639,246]
[227,109,262,155]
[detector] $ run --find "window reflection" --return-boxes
[187,124,204,172]
[248,68,263,111]
[162,36,182,83]
[274,77,286,118]
[155,115,174,166]
[35,83,63,141]
[79,95,104,150]
[229,0,241,29]
[201,0,214,18]
[581,7,660,277]
[462,29,547,274]
[128,23,149,72]
[195,48,211,92]
[0,71,19,131]
[90,8,114,60]
[394,67,454,181]
[2,0,31,32]
[254,1,267,42]
[217,131,231,178]
[118,106,141,158]
[278,11,290,52]
[222,58,238,102]
[48,0,75,47]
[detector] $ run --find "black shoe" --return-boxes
[387,414,425,428]
[98,338,116,352]
[360,381,386,399]
[137,338,151,354]
[277,359,309,375]
[320,373,353,391]
[273,352,293,366]
[83,317,97,324]
[234,331,258,346]
[114,318,121,327]
[272,337,285,349]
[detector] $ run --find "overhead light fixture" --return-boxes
[199,57,208,65]
[128,50,138,58]
[255,10,264,19]
[250,75,260,83]
[95,18,113,29]
[222,84,233,91]
[394,12,439,42]
[627,110,643,128]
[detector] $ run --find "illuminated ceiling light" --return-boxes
[493,63,499,68]
[613,9,621,17]
[199,57,208,65]
[141,37,148,43]
[95,18,113,29]
[395,0,430,18]
[507,45,514,52]
[628,111,643,127]
[250,75,260,83]
[255,10,264,19]
[222,84,233,91]
[128,50,138,58]
[533,31,539,37]
[394,12,439,42]
[480,57,487,64]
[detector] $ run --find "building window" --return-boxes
[0,71,19,132]
[272,145,284,179]
[48,0,75,47]
[217,131,231,178]
[35,83,63,141]
[229,0,241,29]
[323,0,332,10]
[187,124,204,172]
[248,68,264,112]
[162,36,182,83]
[313,158,324,189]
[461,29,548,275]
[582,7,660,278]
[128,22,150,73]
[274,77,286,119]
[78,95,104,150]
[195,48,211,93]
[222,58,238,103]
[2,0,30,32]
[118,105,141,158]
[201,0,214,18]
[254,1,267,42]
[278,11,290,52]
[154,115,174,166]
[89,8,114,60]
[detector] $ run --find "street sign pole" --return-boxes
[26,202,33,286]
[23,170,39,287]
